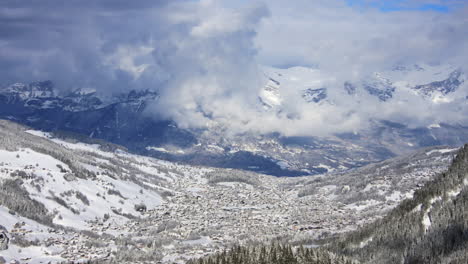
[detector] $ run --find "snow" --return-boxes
[24,171,163,230]
[0,148,70,174]
[260,66,334,108]
[359,236,373,248]
[0,144,164,231]
[0,206,67,264]
[422,213,432,231]
[216,182,254,191]
[386,191,402,202]
[316,163,334,172]
[186,187,206,194]
[259,78,282,108]
[426,148,457,156]
[133,162,174,182]
[182,236,212,246]
[39,136,117,158]
[384,63,457,86]
[216,182,238,188]
[146,146,169,152]
[430,196,442,204]
[0,244,65,264]
[74,88,96,95]
[51,139,102,153]
[25,130,53,138]
[447,188,462,197]
[0,206,51,238]
[207,144,224,152]
[276,160,290,170]
[422,196,442,232]
[428,123,441,129]
[318,185,337,194]
[146,146,185,154]
[263,66,329,91]
[345,199,380,211]
[362,182,390,195]
[422,179,467,232]
[412,204,422,213]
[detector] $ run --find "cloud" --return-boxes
[144,0,270,131]
[256,0,468,72]
[1,0,468,137]
[232,0,468,136]
[0,0,173,92]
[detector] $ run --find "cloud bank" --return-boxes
[1,0,468,137]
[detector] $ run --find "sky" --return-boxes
[346,0,453,12]
[1,0,468,137]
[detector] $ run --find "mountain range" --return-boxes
[0,64,466,176]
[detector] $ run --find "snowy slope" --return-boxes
[0,140,165,231]
[0,120,194,263]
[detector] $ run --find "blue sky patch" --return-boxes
[346,0,452,12]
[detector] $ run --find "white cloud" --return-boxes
[104,45,154,79]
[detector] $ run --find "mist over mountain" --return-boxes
[1,64,467,176]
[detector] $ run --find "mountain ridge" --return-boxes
[1,64,467,176]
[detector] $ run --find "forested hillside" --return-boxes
[187,244,357,264]
[330,144,468,263]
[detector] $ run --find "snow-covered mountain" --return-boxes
[0,119,458,263]
[0,81,158,112]
[0,64,467,176]
[259,66,333,106]
[259,63,465,106]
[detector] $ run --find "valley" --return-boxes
[0,120,458,263]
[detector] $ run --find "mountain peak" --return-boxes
[412,69,465,97]
[302,88,327,103]
[2,80,55,99]
[68,88,97,97]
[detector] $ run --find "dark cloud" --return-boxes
[0,0,174,92]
